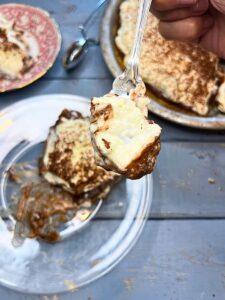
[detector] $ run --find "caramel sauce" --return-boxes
[16,183,78,242]
[7,163,81,243]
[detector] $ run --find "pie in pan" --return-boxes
[115,0,225,116]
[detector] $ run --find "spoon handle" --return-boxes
[82,0,107,31]
[127,0,152,81]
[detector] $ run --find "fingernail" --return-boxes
[203,16,214,29]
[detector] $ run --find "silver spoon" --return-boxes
[63,0,107,70]
[112,0,152,96]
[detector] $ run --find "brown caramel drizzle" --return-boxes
[102,138,111,149]
[7,159,115,244]
[0,28,7,41]
[15,182,78,242]
[7,162,80,243]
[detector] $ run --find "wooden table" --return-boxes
[1,1,225,299]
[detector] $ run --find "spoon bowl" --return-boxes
[63,38,89,70]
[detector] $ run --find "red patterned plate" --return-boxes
[0,3,61,92]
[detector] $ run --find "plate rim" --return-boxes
[0,93,90,115]
[0,3,62,93]
[100,0,225,130]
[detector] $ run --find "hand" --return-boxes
[151,0,225,59]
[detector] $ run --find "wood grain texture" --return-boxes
[151,142,225,218]
[1,220,225,300]
[0,1,225,299]
[98,142,225,218]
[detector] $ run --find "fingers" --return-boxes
[151,0,212,43]
[152,0,197,11]
[159,15,214,42]
[151,0,209,21]
[152,7,200,21]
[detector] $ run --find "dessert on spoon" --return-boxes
[90,0,161,179]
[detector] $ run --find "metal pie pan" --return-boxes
[100,0,225,130]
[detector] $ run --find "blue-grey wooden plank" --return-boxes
[152,142,225,218]
[1,79,225,142]
[45,33,112,80]
[98,142,225,218]
[0,220,225,300]
[2,0,101,24]
[0,1,224,300]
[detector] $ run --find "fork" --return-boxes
[112,0,152,96]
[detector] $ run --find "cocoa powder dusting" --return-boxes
[102,138,111,149]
